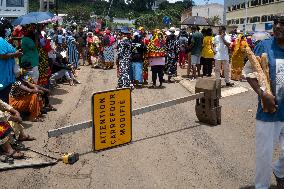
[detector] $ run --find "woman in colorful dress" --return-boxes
[102,30,115,69]
[38,28,52,87]
[147,31,166,88]
[86,31,94,66]
[130,34,147,88]
[231,34,248,81]
[0,99,35,159]
[165,27,180,82]
[117,29,132,88]
[9,63,44,122]
[66,31,79,69]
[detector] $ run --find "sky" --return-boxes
[168,0,224,5]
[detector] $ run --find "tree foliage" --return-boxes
[208,15,221,26]
[28,0,195,29]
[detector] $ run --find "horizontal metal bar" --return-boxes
[48,120,92,138]
[132,92,204,116]
[48,92,205,138]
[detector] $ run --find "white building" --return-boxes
[0,0,28,17]
[225,0,284,32]
[192,3,224,25]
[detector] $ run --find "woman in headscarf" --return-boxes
[102,30,115,69]
[231,34,248,81]
[9,62,43,122]
[165,27,180,82]
[117,29,132,88]
[66,30,79,69]
[0,17,23,103]
[130,33,147,87]
[37,25,52,87]
[21,24,40,83]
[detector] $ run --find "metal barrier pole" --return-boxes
[48,92,205,138]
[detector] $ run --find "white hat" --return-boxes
[60,51,67,58]
[41,31,46,36]
[175,30,180,36]
[169,27,176,32]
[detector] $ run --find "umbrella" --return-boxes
[12,12,55,26]
[40,16,62,24]
[181,16,213,26]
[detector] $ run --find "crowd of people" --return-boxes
[0,16,272,167]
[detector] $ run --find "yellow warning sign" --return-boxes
[92,88,132,151]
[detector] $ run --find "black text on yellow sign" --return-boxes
[92,88,132,151]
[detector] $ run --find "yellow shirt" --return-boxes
[201,36,214,59]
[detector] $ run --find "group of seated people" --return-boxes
[0,47,83,160]
[0,19,83,161]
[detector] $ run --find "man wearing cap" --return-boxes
[243,15,284,189]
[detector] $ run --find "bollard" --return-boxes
[195,78,221,126]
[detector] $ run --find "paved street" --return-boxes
[0,66,278,189]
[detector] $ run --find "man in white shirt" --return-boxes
[214,26,234,87]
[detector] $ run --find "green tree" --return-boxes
[208,15,221,26]
[65,5,91,24]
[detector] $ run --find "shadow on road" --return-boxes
[49,97,63,105]
[132,123,201,144]
[80,124,202,156]
[239,186,277,189]
[52,88,68,95]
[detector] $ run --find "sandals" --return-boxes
[18,135,36,142]
[4,150,24,159]
[31,117,44,122]
[274,172,284,189]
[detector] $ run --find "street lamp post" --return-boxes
[244,0,248,34]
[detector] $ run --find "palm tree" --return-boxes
[208,15,221,26]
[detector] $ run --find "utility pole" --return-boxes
[244,0,248,34]
[47,0,50,12]
[39,0,44,11]
[56,0,58,16]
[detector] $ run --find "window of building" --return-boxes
[240,18,245,24]
[261,15,268,22]
[237,4,240,9]
[227,6,231,12]
[236,19,240,24]
[241,3,245,8]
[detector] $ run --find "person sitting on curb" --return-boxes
[0,99,35,159]
[9,62,44,122]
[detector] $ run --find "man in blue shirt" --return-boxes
[244,15,284,189]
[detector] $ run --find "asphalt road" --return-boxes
[0,66,278,189]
